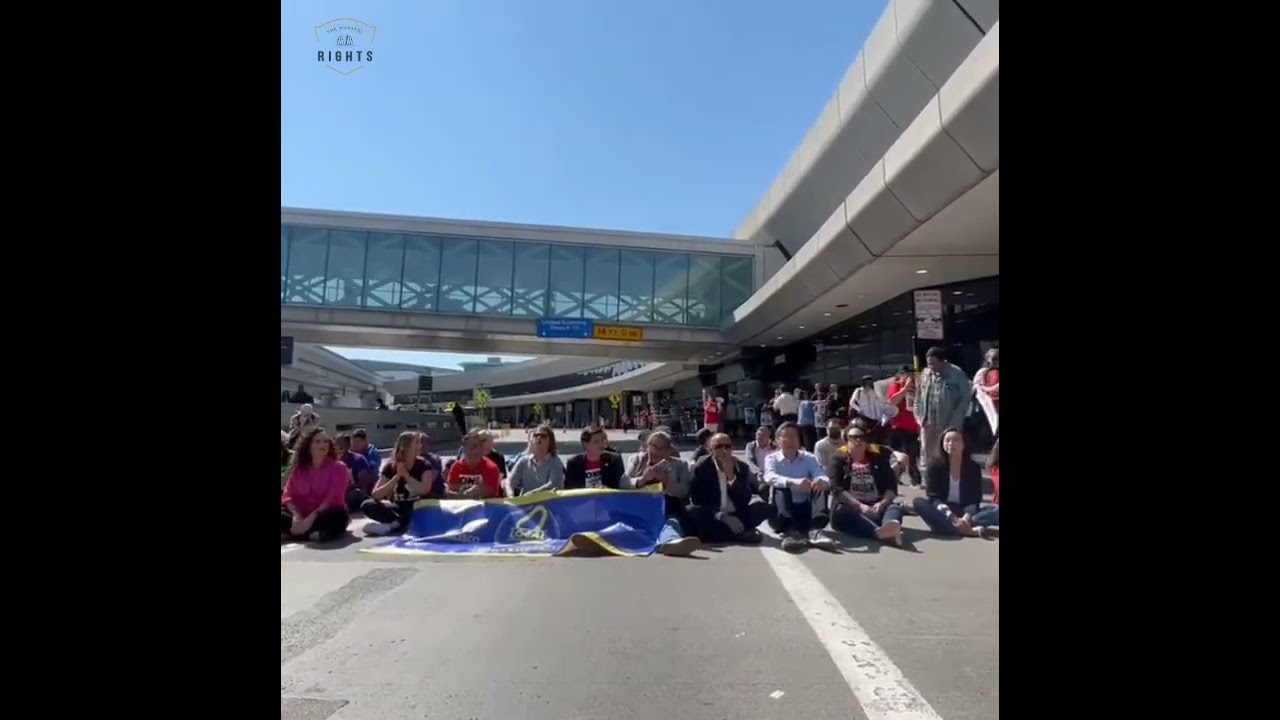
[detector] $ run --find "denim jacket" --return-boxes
[913,363,971,429]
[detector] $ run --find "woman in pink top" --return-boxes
[280,426,353,543]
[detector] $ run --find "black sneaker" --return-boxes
[781,531,807,552]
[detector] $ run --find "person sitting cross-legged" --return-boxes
[765,422,835,551]
[625,430,700,556]
[362,431,444,536]
[910,427,995,538]
[686,433,774,544]
[280,427,353,543]
[827,425,904,546]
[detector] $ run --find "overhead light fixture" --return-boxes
[823,312,831,317]
[776,336,783,340]
[798,325,805,329]
[953,291,963,295]
[915,269,928,274]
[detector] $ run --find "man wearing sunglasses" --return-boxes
[686,433,774,544]
[827,426,904,545]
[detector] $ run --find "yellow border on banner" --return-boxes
[355,487,662,558]
[411,485,662,511]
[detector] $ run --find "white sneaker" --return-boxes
[364,522,394,537]
[656,536,701,557]
[807,531,836,550]
[878,520,904,547]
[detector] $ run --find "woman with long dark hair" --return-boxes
[910,427,996,537]
[280,427,353,542]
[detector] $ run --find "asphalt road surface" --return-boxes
[283,431,999,720]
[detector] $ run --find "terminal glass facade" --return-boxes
[798,275,1000,385]
[282,225,755,327]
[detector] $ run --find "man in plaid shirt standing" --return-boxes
[913,346,972,465]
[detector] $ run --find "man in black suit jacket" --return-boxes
[563,426,626,489]
[686,433,775,543]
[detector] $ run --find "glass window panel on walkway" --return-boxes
[363,233,405,308]
[280,226,290,302]
[549,245,586,318]
[686,255,721,327]
[475,239,516,315]
[280,223,754,326]
[618,250,655,323]
[284,226,329,304]
[401,234,441,311]
[653,254,689,325]
[325,230,367,307]
[512,243,550,317]
[438,238,479,314]
[583,247,621,321]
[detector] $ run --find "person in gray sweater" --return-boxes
[624,430,699,556]
[504,426,566,496]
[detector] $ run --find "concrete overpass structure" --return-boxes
[281,0,999,407]
[727,3,998,347]
[280,344,386,407]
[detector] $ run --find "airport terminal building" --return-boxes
[281,3,999,426]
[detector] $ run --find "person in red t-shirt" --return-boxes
[703,393,723,433]
[447,431,503,499]
[885,365,922,486]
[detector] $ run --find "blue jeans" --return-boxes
[657,517,684,544]
[911,498,999,535]
[831,502,905,539]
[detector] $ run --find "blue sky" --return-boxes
[282,0,882,371]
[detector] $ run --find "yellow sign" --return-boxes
[444,402,456,412]
[593,325,644,342]
[533,403,543,416]
[474,389,491,408]
[608,393,622,408]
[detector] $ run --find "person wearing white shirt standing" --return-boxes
[772,387,800,424]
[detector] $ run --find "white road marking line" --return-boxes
[758,545,945,720]
[281,543,302,554]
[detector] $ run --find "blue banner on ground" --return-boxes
[536,318,594,339]
[359,488,666,557]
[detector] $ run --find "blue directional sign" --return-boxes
[537,318,595,339]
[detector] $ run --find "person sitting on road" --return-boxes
[764,422,835,551]
[987,438,1000,509]
[447,429,504,499]
[280,427,353,543]
[828,425,904,545]
[280,434,292,492]
[745,426,775,494]
[564,426,626,489]
[453,430,509,479]
[911,427,994,538]
[506,425,565,496]
[690,427,714,464]
[687,433,773,544]
[350,428,382,474]
[626,430,700,556]
[849,417,910,481]
[813,419,844,471]
[362,431,444,536]
[334,433,376,511]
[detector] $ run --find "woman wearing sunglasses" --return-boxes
[506,425,565,496]
[827,426,904,545]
